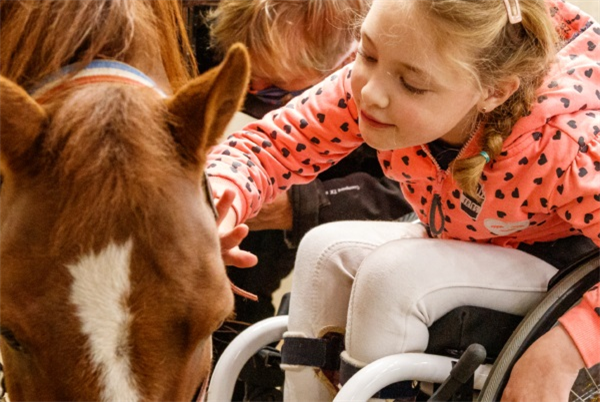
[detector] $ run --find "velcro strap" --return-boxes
[281,336,343,370]
[339,353,418,399]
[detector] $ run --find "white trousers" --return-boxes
[282,221,558,401]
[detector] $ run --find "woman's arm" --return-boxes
[501,324,584,402]
[502,284,600,401]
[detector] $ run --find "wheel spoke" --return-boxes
[570,364,600,402]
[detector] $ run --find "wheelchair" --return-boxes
[208,239,599,402]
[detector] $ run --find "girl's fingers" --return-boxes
[212,188,257,267]
[220,224,249,250]
[223,247,258,268]
[215,189,235,226]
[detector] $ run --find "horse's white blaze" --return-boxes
[67,239,141,402]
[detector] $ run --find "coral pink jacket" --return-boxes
[207,0,599,366]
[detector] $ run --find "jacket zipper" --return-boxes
[419,127,481,237]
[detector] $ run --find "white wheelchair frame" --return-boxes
[207,314,492,402]
[207,252,599,402]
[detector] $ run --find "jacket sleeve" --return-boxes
[543,115,600,247]
[206,64,362,224]
[558,284,600,368]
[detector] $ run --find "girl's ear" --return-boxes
[478,75,520,113]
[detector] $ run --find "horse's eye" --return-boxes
[0,327,24,352]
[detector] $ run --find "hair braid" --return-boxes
[453,66,547,199]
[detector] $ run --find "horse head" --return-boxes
[0,44,250,401]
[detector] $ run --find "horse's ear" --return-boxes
[167,43,250,167]
[0,76,48,175]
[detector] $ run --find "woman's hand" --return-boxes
[246,190,293,231]
[501,325,584,402]
[215,189,258,268]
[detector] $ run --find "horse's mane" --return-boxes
[45,85,182,254]
[0,0,197,90]
[0,0,203,253]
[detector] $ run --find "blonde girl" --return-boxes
[211,0,600,400]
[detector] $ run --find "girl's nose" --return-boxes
[361,74,390,109]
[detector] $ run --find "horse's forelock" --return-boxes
[45,84,183,252]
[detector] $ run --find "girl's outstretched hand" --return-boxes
[215,189,258,268]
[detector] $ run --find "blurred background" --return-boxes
[569,0,599,20]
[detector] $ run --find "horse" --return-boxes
[0,1,250,400]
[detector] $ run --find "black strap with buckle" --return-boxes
[281,334,344,371]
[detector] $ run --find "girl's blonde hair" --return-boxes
[413,0,559,198]
[208,0,370,83]
[0,0,198,91]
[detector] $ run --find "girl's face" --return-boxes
[351,0,485,150]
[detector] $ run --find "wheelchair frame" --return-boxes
[207,253,599,402]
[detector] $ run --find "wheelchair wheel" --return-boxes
[478,254,600,401]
